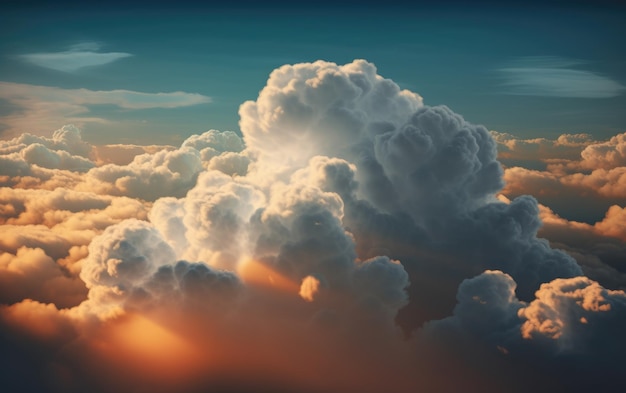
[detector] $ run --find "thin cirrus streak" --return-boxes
[0,81,211,139]
[1,59,625,393]
[15,42,132,73]
[496,56,626,98]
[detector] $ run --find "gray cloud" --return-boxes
[423,270,626,392]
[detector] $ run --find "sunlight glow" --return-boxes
[96,313,202,381]
[237,258,299,294]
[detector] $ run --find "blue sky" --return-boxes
[1,1,625,144]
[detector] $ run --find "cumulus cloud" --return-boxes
[531,201,626,290]
[0,185,151,310]
[500,132,626,223]
[371,105,503,219]
[182,130,249,176]
[75,130,248,201]
[579,132,626,169]
[79,146,203,201]
[299,275,321,302]
[0,247,87,308]
[77,219,244,317]
[491,131,596,168]
[240,60,502,221]
[423,270,626,391]
[239,59,422,185]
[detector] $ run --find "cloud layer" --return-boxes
[1,59,624,393]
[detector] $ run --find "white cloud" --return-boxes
[16,42,132,72]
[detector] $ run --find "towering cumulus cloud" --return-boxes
[1,60,624,393]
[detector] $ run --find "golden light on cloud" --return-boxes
[92,313,202,383]
[299,275,321,302]
[237,258,299,294]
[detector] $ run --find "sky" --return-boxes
[1,1,625,144]
[1,2,626,393]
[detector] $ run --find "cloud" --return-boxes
[423,270,626,391]
[0,82,211,138]
[2,59,626,393]
[16,42,132,72]
[579,132,626,169]
[0,247,87,308]
[532,201,626,290]
[495,130,626,290]
[519,275,626,341]
[497,56,625,98]
[491,131,596,168]
[499,132,626,223]
[239,59,423,186]
[92,143,176,166]
[299,275,321,302]
[79,146,203,201]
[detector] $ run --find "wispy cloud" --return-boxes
[497,56,625,98]
[0,81,211,137]
[16,42,132,72]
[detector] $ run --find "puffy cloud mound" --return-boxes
[239,60,422,183]
[79,219,177,315]
[500,132,626,224]
[580,132,626,170]
[594,205,626,241]
[146,260,243,310]
[373,105,503,219]
[77,215,245,318]
[79,129,247,200]
[423,270,626,391]
[182,130,250,176]
[353,256,409,312]
[81,147,203,201]
[0,125,95,186]
[519,276,626,344]
[239,60,501,220]
[447,195,582,299]
[0,247,87,308]
[20,143,94,171]
[150,170,266,266]
[451,270,524,335]
[0,124,92,157]
[181,129,245,157]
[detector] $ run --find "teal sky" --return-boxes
[1,2,625,145]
